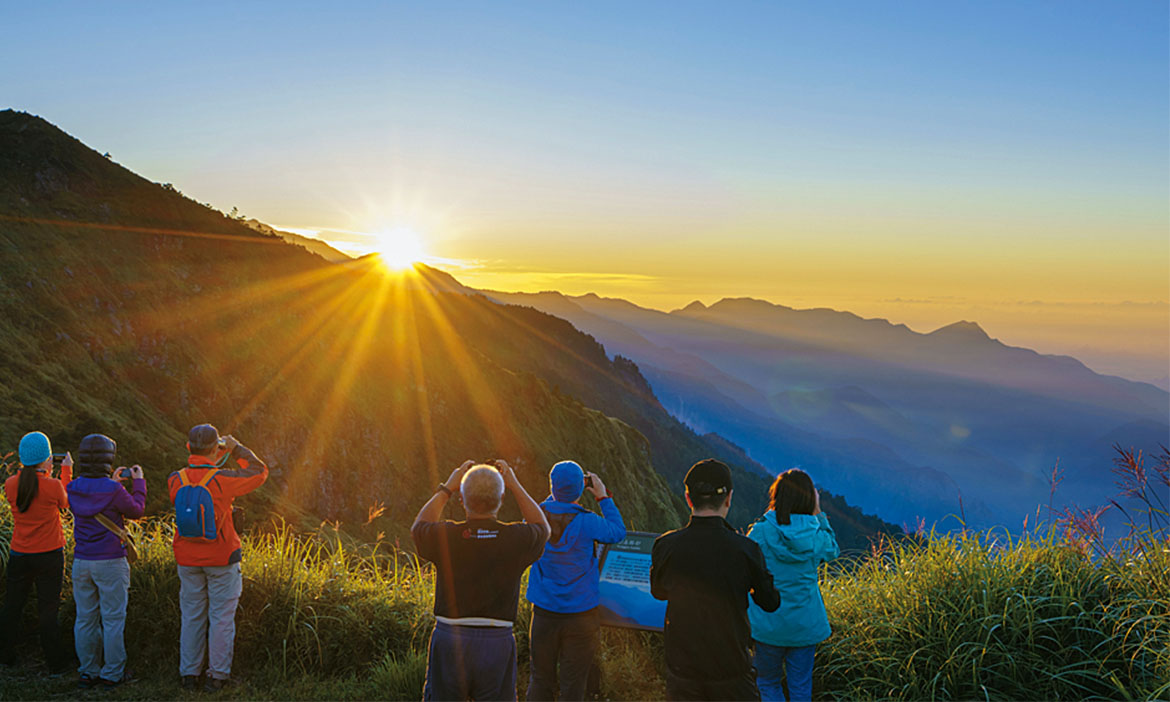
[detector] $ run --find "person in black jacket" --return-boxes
[651,459,780,701]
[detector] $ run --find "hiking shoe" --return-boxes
[203,676,238,693]
[181,675,201,690]
[99,669,136,689]
[78,674,100,690]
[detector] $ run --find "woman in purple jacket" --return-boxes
[66,434,146,690]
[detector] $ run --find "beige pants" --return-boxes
[177,563,243,680]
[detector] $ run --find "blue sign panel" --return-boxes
[597,531,665,631]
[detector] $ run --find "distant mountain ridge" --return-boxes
[242,218,350,263]
[485,289,1170,528]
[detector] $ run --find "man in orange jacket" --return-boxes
[167,424,267,692]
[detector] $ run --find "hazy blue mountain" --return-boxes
[486,290,1169,528]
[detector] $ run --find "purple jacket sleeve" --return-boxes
[111,478,147,519]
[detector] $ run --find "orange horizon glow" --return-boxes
[271,219,1169,385]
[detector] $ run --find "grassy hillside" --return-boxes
[1,477,1165,701]
[0,108,684,533]
[0,108,898,545]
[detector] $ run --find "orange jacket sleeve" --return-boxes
[56,463,71,509]
[218,446,268,498]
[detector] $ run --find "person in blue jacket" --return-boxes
[525,460,626,701]
[747,469,840,702]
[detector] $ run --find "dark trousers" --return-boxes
[0,548,67,669]
[424,621,517,701]
[665,666,761,702]
[527,607,600,701]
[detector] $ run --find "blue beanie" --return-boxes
[550,461,585,503]
[18,431,52,467]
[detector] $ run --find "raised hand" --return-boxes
[586,472,608,499]
[493,459,520,489]
[129,464,144,480]
[445,460,475,492]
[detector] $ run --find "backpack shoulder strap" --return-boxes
[94,513,128,539]
[540,506,579,545]
[195,469,220,488]
[178,469,192,487]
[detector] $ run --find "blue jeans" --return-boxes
[73,557,131,681]
[753,641,814,702]
[423,622,516,701]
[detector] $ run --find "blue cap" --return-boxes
[550,460,585,502]
[18,431,52,467]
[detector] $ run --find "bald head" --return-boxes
[461,464,505,516]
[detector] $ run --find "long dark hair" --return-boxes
[15,463,41,513]
[769,468,816,525]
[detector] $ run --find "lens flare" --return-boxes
[372,227,426,270]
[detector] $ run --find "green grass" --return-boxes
[817,528,1169,700]
[1,494,1166,700]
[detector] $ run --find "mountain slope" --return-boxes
[0,110,676,531]
[243,218,351,263]
[0,110,898,545]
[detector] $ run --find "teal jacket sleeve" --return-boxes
[815,513,841,563]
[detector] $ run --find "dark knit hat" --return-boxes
[684,459,732,497]
[78,434,116,477]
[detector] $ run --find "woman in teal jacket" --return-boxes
[747,469,840,702]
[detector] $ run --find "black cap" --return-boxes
[684,459,732,497]
[188,423,220,452]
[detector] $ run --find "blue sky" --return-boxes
[2,1,1167,382]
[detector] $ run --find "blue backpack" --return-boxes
[174,468,220,540]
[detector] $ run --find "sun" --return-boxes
[372,227,426,270]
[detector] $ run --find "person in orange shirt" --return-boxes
[0,431,73,672]
[167,423,267,692]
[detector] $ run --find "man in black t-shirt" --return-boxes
[651,459,780,702]
[412,459,550,701]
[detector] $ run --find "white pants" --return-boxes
[177,563,243,680]
[73,557,130,681]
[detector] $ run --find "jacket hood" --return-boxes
[540,496,589,515]
[67,476,120,517]
[752,511,821,563]
[549,461,585,502]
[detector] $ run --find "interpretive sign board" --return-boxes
[597,531,665,631]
